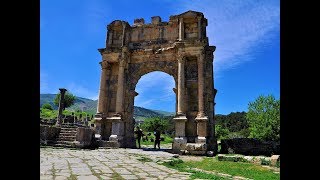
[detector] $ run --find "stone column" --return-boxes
[121,22,126,46]
[195,51,208,143]
[115,60,125,114]
[108,31,113,45]
[179,18,184,41]
[108,53,126,147]
[56,88,67,126]
[197,52,205,117]
[173,55,188,153]
[177,56,186,116]
[198,17,202,40]
[96,61,109,114]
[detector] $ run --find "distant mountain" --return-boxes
[40,94,174,119]
[40,94,98,114]
[151,109,175,116]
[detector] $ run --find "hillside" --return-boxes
[40,94,174,119]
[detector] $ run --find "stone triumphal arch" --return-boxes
[94,11,218,155]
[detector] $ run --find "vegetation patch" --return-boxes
[163,157,279,180]
[136,156,153,163]
[111,173,125,180]
[261,158,271,166]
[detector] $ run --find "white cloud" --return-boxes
[174,0,280,75]
[135,72,175,108]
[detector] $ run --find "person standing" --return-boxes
[154,129,161,149]
[135,127,144,148]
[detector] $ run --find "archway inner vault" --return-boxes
[94,10,218,155]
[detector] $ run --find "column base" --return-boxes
[195,115,208,121]
[185,143,207,155]
[173,116,187,137]
[195,136,206,143]
[107,116,125,147]
[172,137,187,154]
[109,135,124,142]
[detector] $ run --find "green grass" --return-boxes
[163,157,279,180]
[163,159,227,179]
[136,156,153,163]
[111,173,125,180]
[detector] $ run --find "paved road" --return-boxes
[40,147,191,180]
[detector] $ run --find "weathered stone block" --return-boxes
[151,16,161,25]
[270,155,280,166]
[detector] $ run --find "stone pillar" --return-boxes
[198,17,202,40]
[56,88,67,126]
[108,31,113,45]
[96,61,109,114]
[108,51,127,147]
[122,22,126,46]
[195,51,208,143]
[197,52,205,117]
[115,60,125,114]
[179,18,184,41]
[173,55,188,153]
[177,56,186,116]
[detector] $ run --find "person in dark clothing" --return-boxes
[154,130,161,149]
[135,127,144,148]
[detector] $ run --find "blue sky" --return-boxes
[40,0,280,115]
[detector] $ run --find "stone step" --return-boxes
[57,136,75,140]
[61,127,77,130]
[57,137,76,141]
[58,134,76,138]
[60,129,77,131]
[59,131,77,135]
[53,144,75,148]
[56,140,76,144]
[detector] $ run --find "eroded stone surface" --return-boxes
[40,147,190,180]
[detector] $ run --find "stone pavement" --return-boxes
[40,147,191,180]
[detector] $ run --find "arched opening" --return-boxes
[133,71,176,150]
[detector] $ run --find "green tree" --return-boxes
[140,117,169,133]
[215,125,230,140]
[54,91,76,110]
[246,95,280,141]
[42,103,53,110]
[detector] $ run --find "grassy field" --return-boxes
[163,157,280,180]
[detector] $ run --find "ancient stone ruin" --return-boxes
[94,10,218,155]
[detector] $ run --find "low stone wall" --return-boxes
[220,138,280,156]
[217,154,280,167]
[40,125,61,145]
[75,127,95,148]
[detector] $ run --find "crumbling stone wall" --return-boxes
[220,138,280,156]
[40,125,61,145]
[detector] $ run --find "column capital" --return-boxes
[100,61,111,69]
[59,88,67,93]
[177,55,186,63]
[197,49,205,58]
